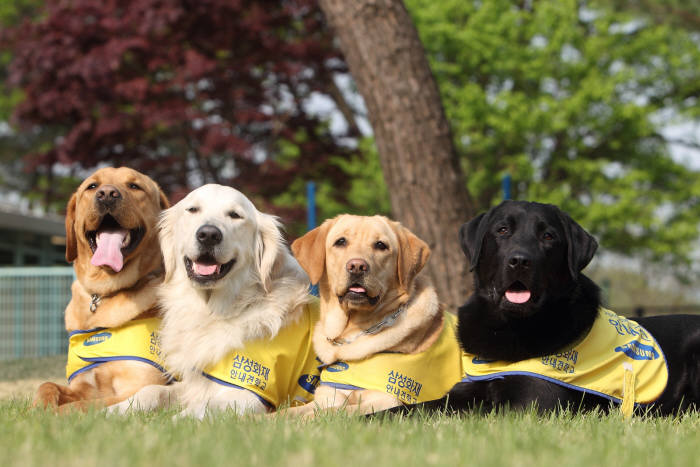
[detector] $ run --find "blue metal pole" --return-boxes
[306,181,316,230]
[502,173,512,200]
[306,181,320,296]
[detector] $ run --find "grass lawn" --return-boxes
[0,355,65,382]
[2,358,699,467]
[0,356,65,400]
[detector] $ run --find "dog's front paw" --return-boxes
[105,399,133,415]
[173,405,208,421]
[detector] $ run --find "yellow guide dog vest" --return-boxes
[462,308,669,416]
[66,317,167,382]
[203,300,321,409]
[319,312,463,404]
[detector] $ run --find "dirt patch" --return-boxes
[0,378,63,401]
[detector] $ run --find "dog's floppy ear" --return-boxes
[64,193,78,263]
[459,211,488,271]
[557,209,598,279]
[393,221,431,291]
[255,212,284,292]
[158,206,178,283]
[291,218,335,285]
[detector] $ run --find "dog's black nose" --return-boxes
[508,254,531,269]
[95,185,122,209]
[346,258,369,274]
[196,225,223,247]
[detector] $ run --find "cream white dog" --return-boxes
[108,184,318,419]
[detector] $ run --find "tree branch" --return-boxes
[323,72,363,138]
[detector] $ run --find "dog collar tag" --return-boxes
[90,294,101,313]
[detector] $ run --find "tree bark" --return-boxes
[317,0,475,309]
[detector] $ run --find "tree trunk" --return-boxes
[318,0,475,309]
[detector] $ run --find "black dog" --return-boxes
[395,201,700,415]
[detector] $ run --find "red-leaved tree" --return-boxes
[4,0,355,219]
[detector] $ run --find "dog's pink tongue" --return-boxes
[349,286,366,293]
[91,230,126,272]
[194,262,218,276]
[505,290,531,304]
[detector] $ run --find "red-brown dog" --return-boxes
[34,167,170,411]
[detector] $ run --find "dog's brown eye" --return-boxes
[334,237,347,247]
[543,232,554,241]
[86,183,98,190]
[186,206,199,213]
[374,241,388,251]
[128,183,141,190]
[228,211,241,219]
[497,226,508,235]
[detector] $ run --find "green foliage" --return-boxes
[406,0,700,271]
[0,0,41,25]
[325,139,391,217]
[0,73,21,121]
[0,0,42,119]
[0,0,48,201]
[273,137,391,235]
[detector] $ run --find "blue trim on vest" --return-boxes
[463,374,504,382]
[67,362,103,382]
[67,356,168,383]
[201,373,274,409]
[462,371,652,407]
[319,381,364,391]
[82,356,168,374]
[68,327,106,337]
